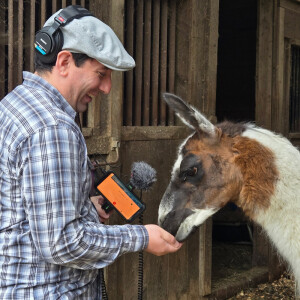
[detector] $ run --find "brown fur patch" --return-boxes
[183,133,244,210]
[232,136,278,219]
[182,129,278,220]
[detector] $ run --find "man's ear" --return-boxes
[55,51,73,76]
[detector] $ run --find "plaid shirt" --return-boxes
[0,72,148,299]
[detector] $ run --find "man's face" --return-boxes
[68,58,112,113]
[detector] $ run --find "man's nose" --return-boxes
[99,74,112,95]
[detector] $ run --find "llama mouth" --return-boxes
[175,226,198,242]
[160,208,195,239]
[175,207,218,242]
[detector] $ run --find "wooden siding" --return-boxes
[123,0,176,126]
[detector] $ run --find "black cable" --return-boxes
[99,268,108,300]
[137,191,144,300]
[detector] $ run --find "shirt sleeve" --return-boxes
[21,126,148,269]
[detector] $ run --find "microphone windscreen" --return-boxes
[130,161,157,191]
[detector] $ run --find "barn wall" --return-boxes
[106,137,203,300]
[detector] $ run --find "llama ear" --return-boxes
[162,93,217,137]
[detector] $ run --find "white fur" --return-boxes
[176,105,216,136]
[158,136,190,226]
[175,208,217,241]
[171,134,194,179]
[243,125,300,292]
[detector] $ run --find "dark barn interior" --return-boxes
[212,0,258,286]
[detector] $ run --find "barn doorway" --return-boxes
[212,0,258,286]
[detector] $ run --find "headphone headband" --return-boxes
[34,5,93,63]
[54,5,93,27]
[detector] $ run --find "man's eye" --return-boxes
[97,72,105,78]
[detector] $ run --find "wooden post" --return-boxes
[296,282,300,300]
[0,1,6,99]
[199,218,212,296]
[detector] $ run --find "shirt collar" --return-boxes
[22,71,77,120]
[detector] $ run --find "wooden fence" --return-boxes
[123,0,176,126]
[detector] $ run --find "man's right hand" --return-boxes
[144,224,183,256]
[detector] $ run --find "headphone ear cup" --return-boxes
[35,27,64,64]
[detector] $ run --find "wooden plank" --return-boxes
[175,0,192,106]
[159,1,168,125]
[271,7,286,134]
[109,0,125,141]
[256,0,274,130]
[284,9,300,40]
[167,0,176,125]
[41,0,46,27]
[280,0,300,13]
[205,0,219,120]
[52,0,57,13]
[121,126,191,141]
[209,267,269,299]
[151,0,160,126]
[87,99,95,129]
[30,0,35,72]
[189,0,218,118]
[124,0,134,126]
[8,0,13,92]
[0,0,5,99]
[143,0,152,126]
[62,0,67,8]
[199,218,212,296]
[134,0,144,126]
[17,0,24,85]
[252,224,269,267]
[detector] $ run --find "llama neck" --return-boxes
[254,187,300,281]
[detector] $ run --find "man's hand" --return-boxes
[144,224,183,256]
[90,196,113,223]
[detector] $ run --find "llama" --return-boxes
[158,93,300,294]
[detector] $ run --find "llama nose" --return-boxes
[161,211,179,236]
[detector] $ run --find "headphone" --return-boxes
[34,5,93,64]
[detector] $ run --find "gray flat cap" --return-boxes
[44,10,135,71]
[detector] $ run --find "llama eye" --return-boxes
[179,167,197,181]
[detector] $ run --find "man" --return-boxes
[0,6,182,299]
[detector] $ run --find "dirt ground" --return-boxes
[212,242,296,299]
[228,272,296,300]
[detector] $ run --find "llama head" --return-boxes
[158,93,278,242]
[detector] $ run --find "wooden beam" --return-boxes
[256,0,274,130]
[272,7,286,134]
[143,0,152,126]
[17,0,24,85]
[199,218,212,296]
[8,0,13,92]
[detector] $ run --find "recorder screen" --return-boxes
[97,173,142,220]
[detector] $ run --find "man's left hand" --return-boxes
[90,196,113,223]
